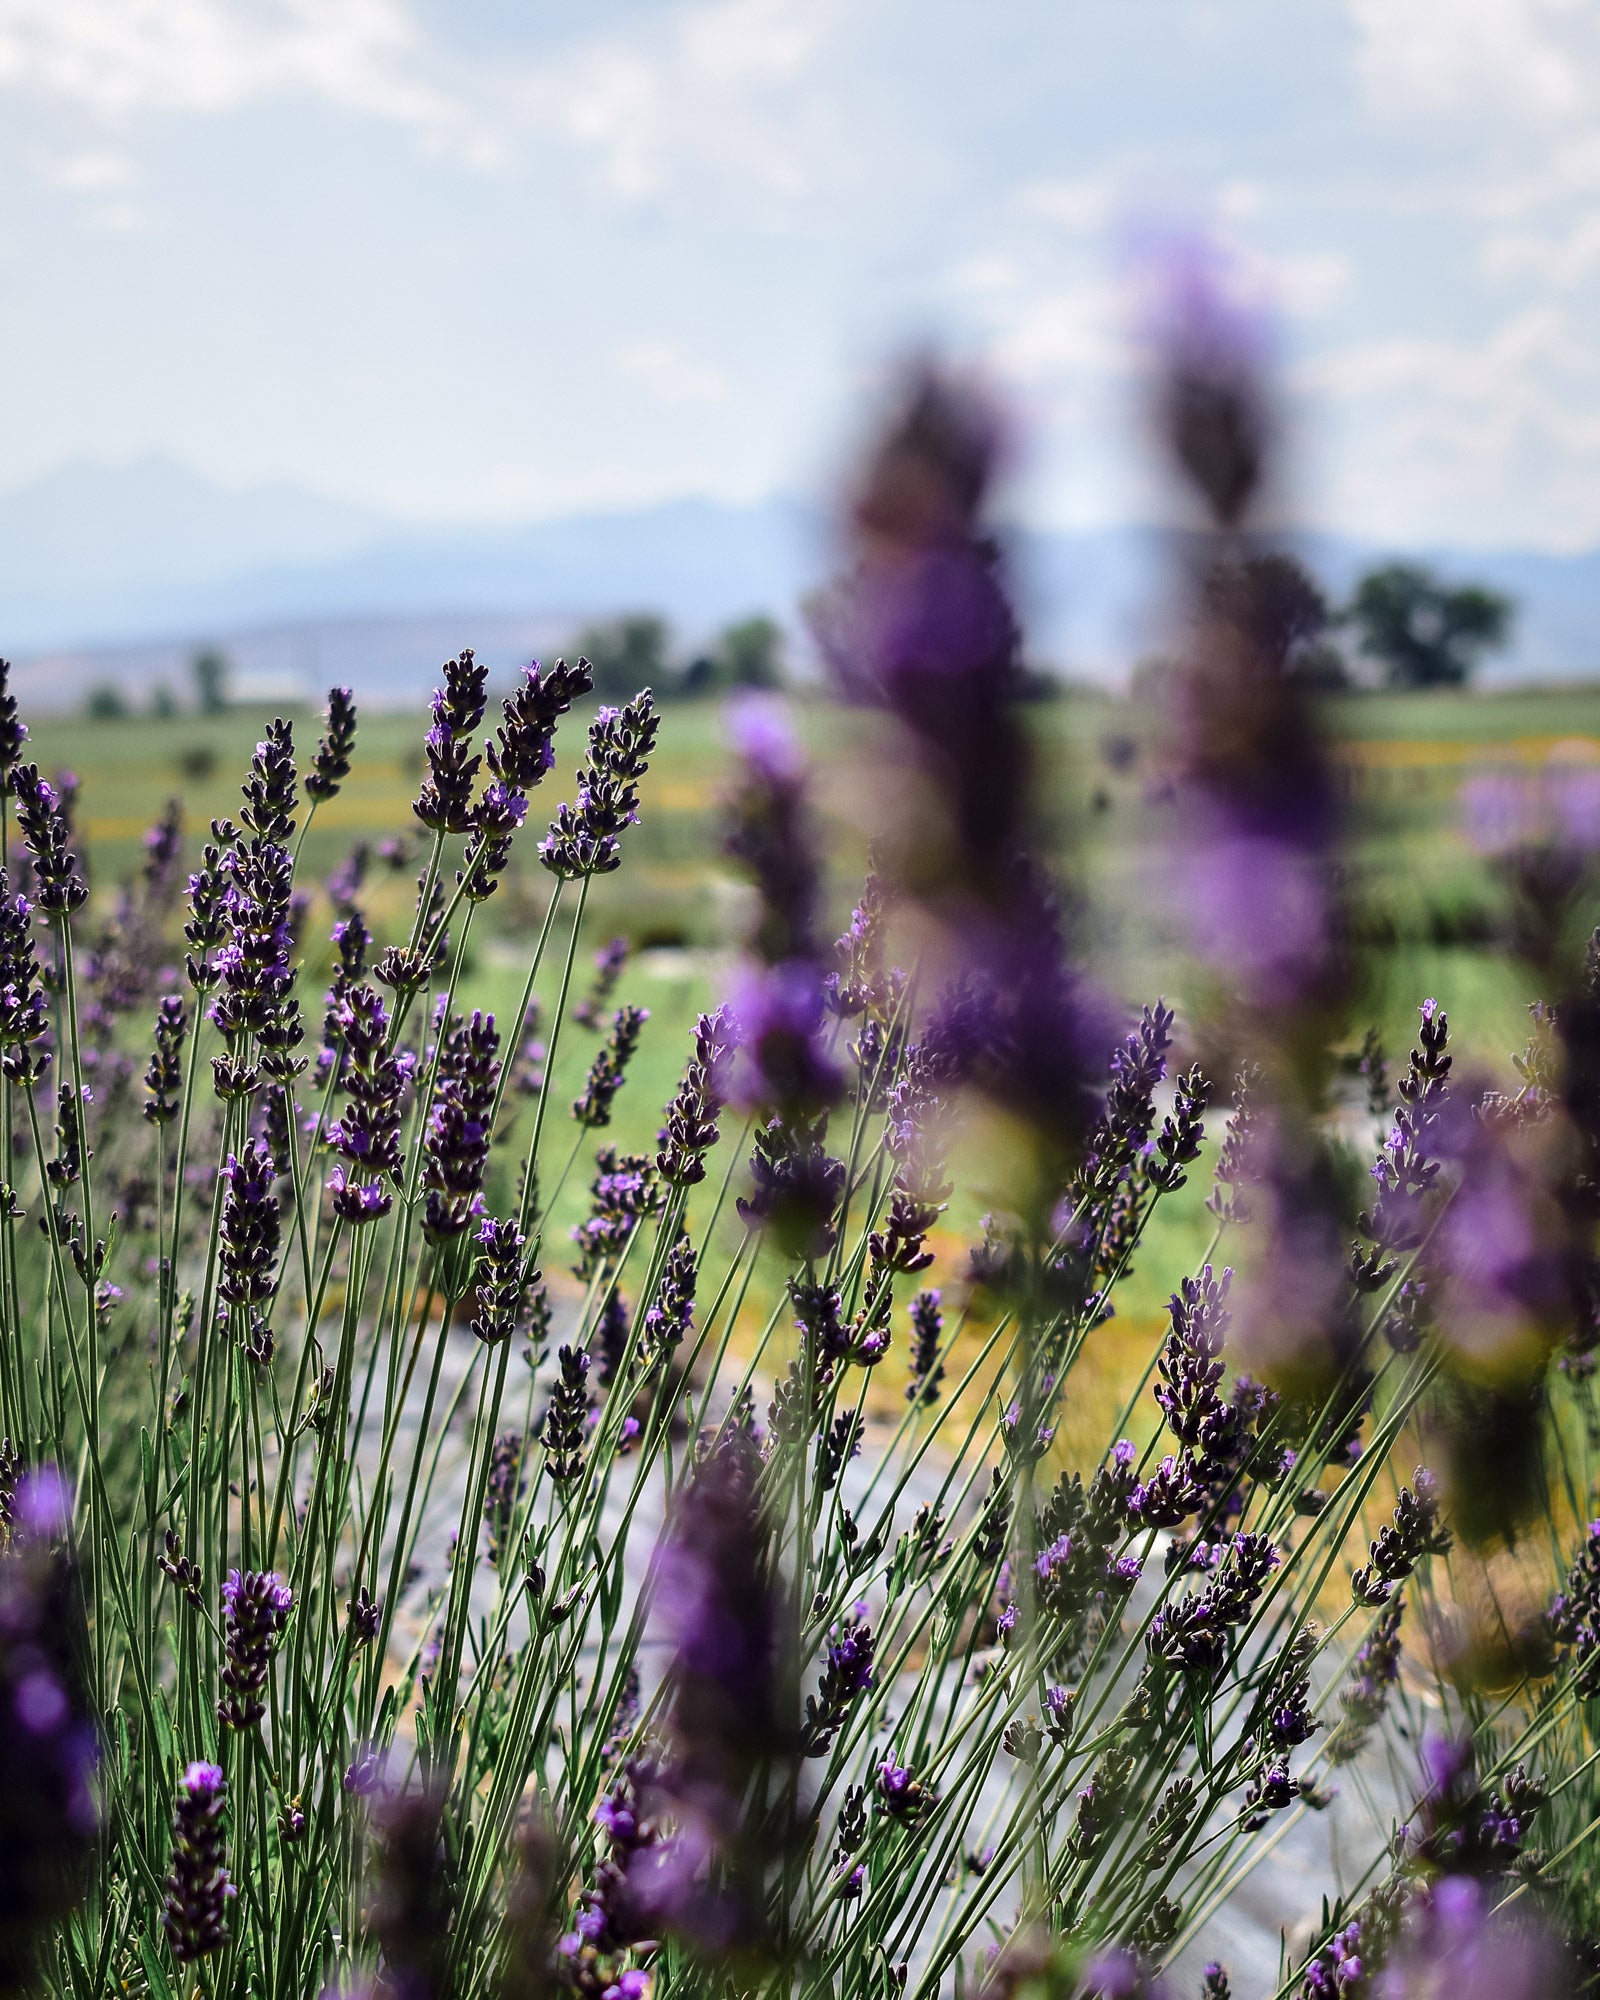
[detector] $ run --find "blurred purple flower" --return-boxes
[727,959,843,1116]
[1374,1874,1571,2000]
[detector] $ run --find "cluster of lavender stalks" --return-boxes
[3,367,1600,2000]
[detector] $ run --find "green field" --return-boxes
[21,678,1600,1416]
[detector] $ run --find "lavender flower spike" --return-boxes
[656,1004,735,1185]
[0,872,51,1085]
[11,764,87,916]
[0,659,28,788]
[414,649,488,834]
[305,685,357,803]
[486,654,594,790]
[217,1139,282,1313]
[218,1569,293,1728]
[540,690,660,879]
[470,1215,532,1345]
[143,995,187,1126]
[573,1005,649,1129]
[422,1009,500,1241]
[163,1761,234,1963]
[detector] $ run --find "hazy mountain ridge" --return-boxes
[3,456,1598,710]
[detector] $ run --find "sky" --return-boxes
[4,0,1600,549]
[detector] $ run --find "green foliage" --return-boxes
[85,683,129,720]
[1344,562,1513,688]
[574,613,673,699]
[716,614,785,690]
[191,646,231,716]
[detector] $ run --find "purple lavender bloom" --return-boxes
[470,1216,534,1346]
[572,1147,656,1283]
[460,778,528,903]
[727,959,843,1117]
[802,1606,875,1755]
[572,1006,648,1130]
[217,1139,282,1312]
[1147,1534,1278,1681]
[0,660,28,786]
[326,984,409,1222]
[1333,1598,1405,1763]
[1351,1470,1451,1606]
[239,717,298,847]
[345,1745,386,1797]
[652,1432,796,1895]
[656,1005,735,1186]
[1425,1098,1571,1372]
[1373,1872,1567,2000]
[643,1233,697,1368]
[1300,1918,1363,1997]
[542,1346,593,1484]
[0,874,50,1085]
[0,1468,96,1988]
[1549,1516,1600,1697]
[162,1761,234,1964]
[218,1568,292,1727]
[11,764,87,917]
[875,1756,935,1827]
[722,693,822,969]
[422,1010,500,1241]
[413,649,488,833]
[486,655,594,789]
[815,364,1027,899]
[305,686,357,803]
[736,1113,847,1258]
[143,994,187,1126]
[1145,232,1273,529]
[905,1288,945,1407]
[318,909,372,1083]
[658,1429,787,1752]
[208,834,299,1056]
[815,365,1108,1175]
[540,692,660,879]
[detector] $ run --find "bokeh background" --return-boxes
[10,0,1600,1443]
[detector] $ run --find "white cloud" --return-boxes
[1345,0,1592,121]
[529,0,851,207]
[43,148,134,189]
[0,0,495,161]
[617,338,729,406]
[1300,305,1600,545]
[1482,211,1600,287]
[0,0,851,194]
[990,281,1124,387]
[1269,249,1351,319]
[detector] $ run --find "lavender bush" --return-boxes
[1,327,1599,2000]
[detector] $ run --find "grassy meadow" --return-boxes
[26,677,1600,1465]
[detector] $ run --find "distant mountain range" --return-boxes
[4,455,1600,711]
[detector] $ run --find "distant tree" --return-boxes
[150,684,178,719]
[716,615,785,690]
[86,684,129,720]
[192,647,231,715]
[680,655,721,698]
[1344,562,1512,688]
[575,615,672,700]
